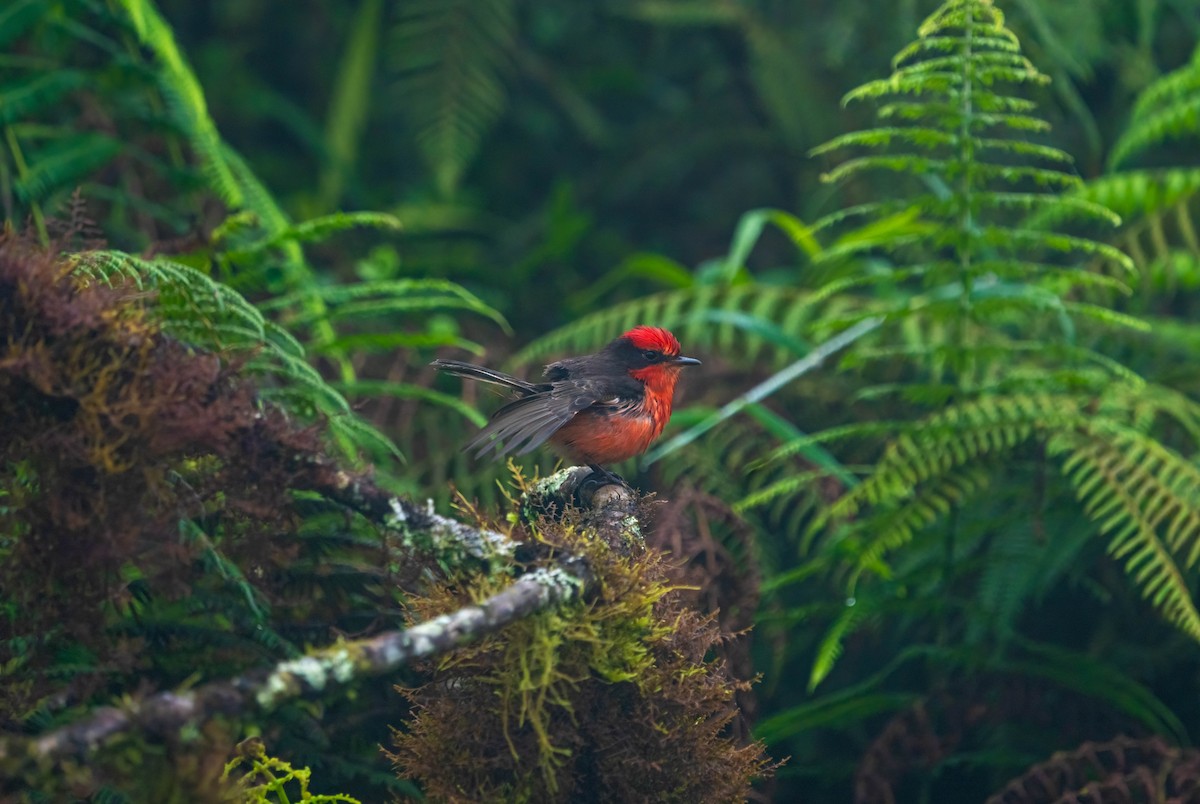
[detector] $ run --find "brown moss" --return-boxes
[987,735,1200,803]
[0,232,405,799]
[854,677,1144,804]
[0,232,333,725]
[388,494,777,803]
[650,487,763,743]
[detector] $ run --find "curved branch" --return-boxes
[1,466,627,772]
[2,564,593,768]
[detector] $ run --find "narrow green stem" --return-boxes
[955,3,976,385]
[4,127,48,246]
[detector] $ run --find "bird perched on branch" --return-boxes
[432,326,700,482]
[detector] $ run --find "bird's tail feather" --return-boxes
[431,359,539,394]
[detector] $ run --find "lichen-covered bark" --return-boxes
[1,553,594,769]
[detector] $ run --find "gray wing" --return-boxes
[465,385,607,459]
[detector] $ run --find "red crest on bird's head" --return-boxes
[621,326,681,356]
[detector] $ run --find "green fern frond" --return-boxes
[72,250,406,467]
[1103,381,1200,443]
[214,146,360,376]
[256,211,403,250]
[805,385,1200,646]
[736,468,856,514]
[326,412,406,467]
[389,0,514,197]
[756,422,910,466]
[83,226,488,485]
[982,262,1131,293]
[336,381,487,427]
[974,138,1074,163]
[843,74,961,104]
[263,320,307,359]
[963,227,1128,268]
[968,164,1082,189]
[0,0,43,49]
[808,201,919,233]
[757,670,920,742]
[1109,43,1200,169]
[179,519,276,628]
[1111,97,1200,170]
[1070,169,1200,220]
[1044,169,1200,291]
[820,155,948,185]
[810,128,955,156]
[261,277,487,312]
[983,191,1121,226]
[1060,301,1150,331]
[918,0,1015,36]
[260,278,508,336]
[892,33,1018,65]
[1128,44,1200,123]
[876,98,1040,121]
[296,290,499,327]
[725,207,823,264]
[1051,426,1200,640]
[247,355,353,412]
[14,134,122,203]
[217,144,297,249]
[1005,638,1190,744]
[312,330,483,356]
[509,284,856,368]
[896,51,1036,78]
[807,394,1086,543]
[972,522,1044,640]
[962,112,1053,133]
[810,0,1128,316]
[0,72,87,125]
[115,0,243,207]
[846,466,992,582]
[317,0,384,211]
[808,597,878,691]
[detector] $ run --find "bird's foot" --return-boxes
[587,464,628,487]
[573,464,631,506]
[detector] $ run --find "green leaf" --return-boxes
[317,0,384,210]
[115,0,243,207]
[14,133,122,202]
[0,0,44,49]
[0,71,87,125]
[336,381,488,427]
[725,209,823,277]
[255,211,403,250]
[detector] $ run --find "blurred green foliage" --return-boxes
[6,0,1200,800]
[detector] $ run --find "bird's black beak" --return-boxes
[672,355,702,366]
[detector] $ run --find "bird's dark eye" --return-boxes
[641,349,661,362]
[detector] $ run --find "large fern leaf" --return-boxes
[115,0,244,207]
[389,0,514,197]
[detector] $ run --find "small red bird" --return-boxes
[432,326,700,476]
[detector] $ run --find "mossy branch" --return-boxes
[0,431,643,774]
[0,562,593,769]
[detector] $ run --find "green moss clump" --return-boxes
[388,481,775,803]
[223,737,363,803]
